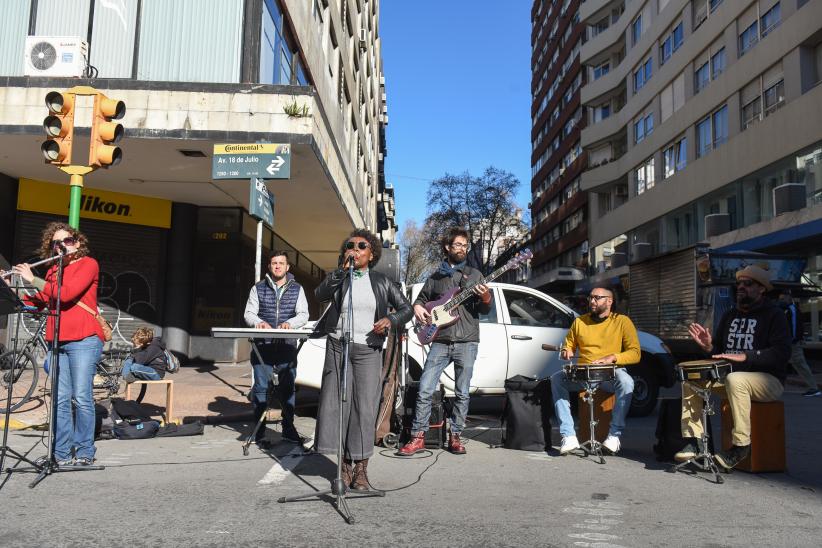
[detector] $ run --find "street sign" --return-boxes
[249,178,274,226]
[212,143,291,180]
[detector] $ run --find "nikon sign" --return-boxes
[212,143,291,180]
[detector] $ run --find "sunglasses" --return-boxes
[736,279,759,288]
[52,236,77,248]
[345,241,370,250]
[588,295,611,302]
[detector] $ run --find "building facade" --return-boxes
[529,0,590,296]
[0,0,396,361]
[579,0,822,337]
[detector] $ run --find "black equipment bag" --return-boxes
[156,421,205,437]
[501,375,552,451]
[653,398,714,461]
[114,420,160,439]
[401,381,446,449]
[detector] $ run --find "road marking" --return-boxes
[525,452,554,461]
[564,501,627,548]
[257,446,306,486]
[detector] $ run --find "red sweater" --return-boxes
[25,257,105,343]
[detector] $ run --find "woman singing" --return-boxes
[314,229,412,490]
[12,222,105,466]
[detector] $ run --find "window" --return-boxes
[763,79,785,115]
[593,62,610,80]
[761,3,780,37]
[742,97,762,129]
[635,158,655,195]
[635,113,653,143]
[660,22,684,65]
[739,22,758,56]
[260,0,309,85]
[696,117,712,158]
[712,105,728,147]
[663,137,687,177]
[634,57,652,92]
[631,16,642,45]
[695,62,709,93]
[710,48,725,79]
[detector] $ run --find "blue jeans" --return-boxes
[122,358,162,381]
[53,335,103,461]
[551,367,634,438]
[251,360,297,430]
[412,341,478,435]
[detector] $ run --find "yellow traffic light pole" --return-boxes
[41,85,125,229]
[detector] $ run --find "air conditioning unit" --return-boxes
[24,36,87,77]
[358,29,367,51]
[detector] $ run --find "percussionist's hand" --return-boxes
[688,323,713,353]
[591,354,617,365]
[560,348,572,360]
[255,321,273,329]
[372,317,392,335]
[713,352,747,363]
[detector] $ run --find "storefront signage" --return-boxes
[17,178,172,229]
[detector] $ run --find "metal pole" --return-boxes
[68,174,83,229]
[255,220,263,283]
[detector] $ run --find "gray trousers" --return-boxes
[314,337,383,460]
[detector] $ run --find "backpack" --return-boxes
[109,398,160,440]
[501,375,553,451]
[163,349,180,373]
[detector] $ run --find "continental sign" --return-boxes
[212,143,291,180]
[17,178,172,229]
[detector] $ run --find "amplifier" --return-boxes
[402,382,447,449]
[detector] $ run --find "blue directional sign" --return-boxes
[249,178,274,226]
[212,143,291,180]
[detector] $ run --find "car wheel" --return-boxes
[628,369,659,417]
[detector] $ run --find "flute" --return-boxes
[0,250,76,278]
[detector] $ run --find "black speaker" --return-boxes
[373,247,401,284]
[402,382,447,448]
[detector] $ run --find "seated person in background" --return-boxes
[123,327,167,382]
[677,265,790,470]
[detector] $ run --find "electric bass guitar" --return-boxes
[413,249,533,345]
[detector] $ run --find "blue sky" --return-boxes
[380,1,533,233]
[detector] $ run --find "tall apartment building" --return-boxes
[0,0,394,361]
[579,0,822,313]
[529,0,589,296]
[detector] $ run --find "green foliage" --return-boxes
[283,100,310,118]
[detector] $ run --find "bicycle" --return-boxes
[0,313,47,413]
[93,348,146,403]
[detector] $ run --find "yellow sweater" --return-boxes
[561,313,641,366]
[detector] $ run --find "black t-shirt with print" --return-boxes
[713,299,791,381]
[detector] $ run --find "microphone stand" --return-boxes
[8,251,104,487]
[278,255,384,524]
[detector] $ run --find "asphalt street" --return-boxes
[1,388,821,548]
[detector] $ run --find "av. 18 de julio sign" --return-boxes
[211,143,291,179]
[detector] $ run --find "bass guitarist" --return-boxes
[398,227,492,456]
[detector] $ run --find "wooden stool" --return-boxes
[721,400,785,472]
[125,379,175,425]
[577,391,615,442]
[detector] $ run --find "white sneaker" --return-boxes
[603,435,621,454]
[560,435,580,455]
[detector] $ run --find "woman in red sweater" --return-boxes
[11,222,105,466]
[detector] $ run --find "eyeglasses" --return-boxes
[450,242,469,249]
[52,236,77,248]
[736,279,758,288]
[345,241,370,250]
[588,295,611,302]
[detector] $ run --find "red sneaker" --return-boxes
[397,432,426,456]
[449,433,466,454]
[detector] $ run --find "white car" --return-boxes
[296,282,677,416]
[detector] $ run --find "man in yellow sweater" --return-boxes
[551,284,641,455]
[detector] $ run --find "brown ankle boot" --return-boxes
[449,432,466,454]
[342,459,353,488]
[352,458,370,491]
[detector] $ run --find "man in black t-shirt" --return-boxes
[676,265,791,470]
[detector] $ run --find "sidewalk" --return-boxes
[2,361,265,430]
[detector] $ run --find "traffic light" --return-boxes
[89,92,125,168]
[41,91,75,165]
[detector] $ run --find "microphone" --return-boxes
[344,254,356,267]
[56,242,67,255]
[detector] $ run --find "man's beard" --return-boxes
[737,292,755,307]
[448,252,465,264]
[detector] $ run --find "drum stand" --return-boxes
[579,380,606,465]
[669,381,724,484]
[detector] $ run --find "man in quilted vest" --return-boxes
[244,250,309,446]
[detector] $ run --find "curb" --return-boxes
[0,418,46,431]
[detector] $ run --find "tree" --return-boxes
[399,219,437,285]
[424,166,527,273]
